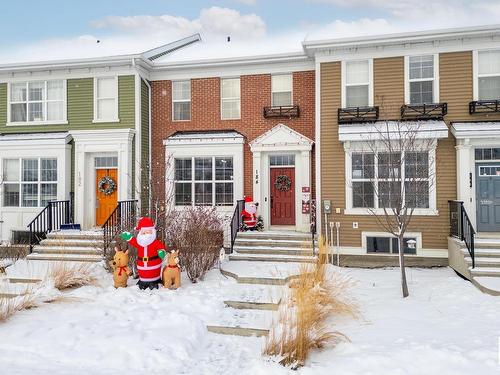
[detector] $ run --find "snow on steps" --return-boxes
[207,304,274,337]
[229,252,316,263]
[26,253,103,262]
[233,245,314,256]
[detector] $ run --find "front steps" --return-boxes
[208,230,312,337]
[26,231,104,263]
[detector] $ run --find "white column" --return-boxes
[300,150,311,231]
[456,141,473,215]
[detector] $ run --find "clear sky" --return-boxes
[1,0,499,63]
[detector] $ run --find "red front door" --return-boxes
[270,167,295,225]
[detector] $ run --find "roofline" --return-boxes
[302,24,500,52]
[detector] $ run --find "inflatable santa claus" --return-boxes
[241,196,257,230]
[120,217,167,290]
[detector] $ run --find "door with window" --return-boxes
[95,157,118,226]
[476,164,500,232]
[270,155,296,225]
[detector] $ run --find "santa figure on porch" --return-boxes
[241,196,258,231]
[120,217,167,290]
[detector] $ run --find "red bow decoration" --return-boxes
[117,266,128,276]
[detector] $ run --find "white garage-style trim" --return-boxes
[250,124,314,232]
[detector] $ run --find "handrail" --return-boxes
[102,200,138,256]
[448,200,475,268]
[27,200,71,253]
[229,199,245,253]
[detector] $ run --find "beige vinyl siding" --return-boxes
[0,75,136,132]
[140,79,150,214]
[374,57,404,119]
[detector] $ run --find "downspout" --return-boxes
[132,58,153,213]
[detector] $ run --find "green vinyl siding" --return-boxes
[140,79,150,214]
[0,75,135,133]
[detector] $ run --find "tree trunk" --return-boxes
[398,234,409,298]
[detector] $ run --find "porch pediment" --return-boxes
[249,124,313,152]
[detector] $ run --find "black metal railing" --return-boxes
[401,103,447,120]
[338,106,379,124]
[469,99,500,114]
[310,199,317,253]
[449,200,475,268]
[229,199,245,253]
[27,200,71,253]
[263,105,300,119]
[102,200,138,256]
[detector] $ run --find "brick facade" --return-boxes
[151,71,315,201]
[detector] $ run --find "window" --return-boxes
[475,148,500,160]
[407,55,436,104]
[270,154,295,166]
[477,50,500,100]
[174,157,234,206]
[2,158,57,207]
[271,74,292,107]
[94,156,118,168]
[221,78,240,119]
[172,81,191,121]
[350,151,430,209]
[366,236,417,254]
[9,80,65,124]
[94,77,118,122]
[343,60,371,107]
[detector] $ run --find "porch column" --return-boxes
[456,141,473,214]
[300,150,311,229]
[252,151,262,206]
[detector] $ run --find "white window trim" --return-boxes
[6,80,68,126]
[361,231,423,256]
[344,143,438,216]
[404,54,440,105]
[220,77,241,120]
[341,59,373,108]
[93,76,120,123]
[172,80,191,122]
[473,49,500,101]
[271,73,293,107]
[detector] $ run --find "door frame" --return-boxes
[269,164,296,226]
[475,162,500,232]
[94,157,119,226]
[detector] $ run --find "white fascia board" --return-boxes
[338,121,449,142]
[451,122,500,139]
[70,128,135,142]
[164,137,245,146]
[0,133,72,147]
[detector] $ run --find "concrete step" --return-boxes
[221,284,283,305]
[207,308,272,337]
[26,253,103,263]
[32,246,103,256]
[470,267,500,277]
[46,231,103,241]
[207,325,269,337]
[234,237,312,248]
[467,239,500,249]
[465,257,500,267]
[221,269,290,285]
[233,245,313,256]
[461,248,500,258]
[40,238,104,248]
[224,300,279,311]
[229,253,316,263]
[6,277,42,284]
[237,231,311,242]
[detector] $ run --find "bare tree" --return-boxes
[351,121,436,297]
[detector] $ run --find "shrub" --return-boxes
[264,239,358,368]
[48,262,98,291]
[166,207,223,283]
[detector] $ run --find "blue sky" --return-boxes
[1,0,499,63]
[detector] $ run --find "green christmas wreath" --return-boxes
[275,175,292,192]
[98,176,116,196]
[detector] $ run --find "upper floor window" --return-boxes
[221,78,240,119]
[2,158,58,207]
[271,74,292,107]
[9,80,65,124]
[477,50,500,100]
[94,77,118,122]
[343,60,372,108]
[407,55,438,104]
[172,80,191,121]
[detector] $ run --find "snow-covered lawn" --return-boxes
[1,264,499,375]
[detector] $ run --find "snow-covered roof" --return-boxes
[164,130,245,146]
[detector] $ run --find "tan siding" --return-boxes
[374,57,404,119]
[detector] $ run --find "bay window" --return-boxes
[221,78,240,119]
[406,55,437,104]
[477,50,500,100]
[343,60,371,108]
[2,158,58,207]
[174,156,234,206]
[94,77,118,122]
[9,80,65,124]
[271,74,292,107]
[172,80,191,121]
[350,151,430,210]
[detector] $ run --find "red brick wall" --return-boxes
[151,71,316,200]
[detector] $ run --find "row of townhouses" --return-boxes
[1,25,500,278]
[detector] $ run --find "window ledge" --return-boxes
[92,118,120,124]
[6,121,68,127]
[344,208,439,216]
[221,117,241,121]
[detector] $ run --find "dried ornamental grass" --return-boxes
[264,239,358,368]
[49,262,97,291]
[0,294,38,323]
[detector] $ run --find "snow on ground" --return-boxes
[0,263,499,375]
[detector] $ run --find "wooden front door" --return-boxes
[95,168,118,226]
[270,167,295,225]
